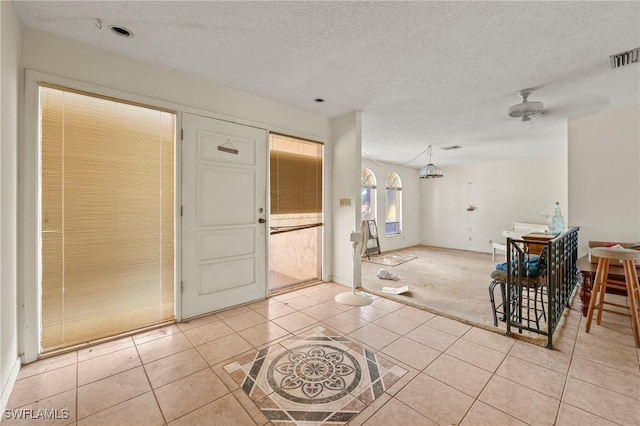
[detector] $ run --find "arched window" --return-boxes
[361,168,377,221]
[385,172,402,235]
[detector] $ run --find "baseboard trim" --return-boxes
[331,277,351,287]
[0,356,21,414]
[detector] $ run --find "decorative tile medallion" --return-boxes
[224,327,407,425]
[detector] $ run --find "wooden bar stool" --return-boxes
[585,247,640,347]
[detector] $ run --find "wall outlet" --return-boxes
[489,239,492,244]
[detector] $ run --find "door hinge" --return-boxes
[180,206,183,217]
[181,281,184,293]
[180,129,184,141]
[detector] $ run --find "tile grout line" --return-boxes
[228,390,263,426]
[464,333,521,425]
[559,400,627,426]
[222,324,406,426]
[556,313,578,425]
[163,347,261,425]
[73,366,156,422]
[14,284,638,426]
[75,351,79,424]
[133,334,169,426]
[417,325,495,425]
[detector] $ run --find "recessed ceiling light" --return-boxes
[110,26,133,38]
[314,98,325,103]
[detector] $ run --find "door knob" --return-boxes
[258,218,266,224]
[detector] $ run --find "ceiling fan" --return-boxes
[508,88,544,122]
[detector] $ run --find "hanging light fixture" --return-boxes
[508,88,544,122]
[418,145,444,179]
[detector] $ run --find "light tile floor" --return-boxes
[4,283,640,425]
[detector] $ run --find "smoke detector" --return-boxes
[508,88,544,122]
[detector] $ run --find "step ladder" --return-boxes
[362,219,381,259]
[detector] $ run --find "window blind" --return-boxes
[40,85,175,352]
[269,134,323,234]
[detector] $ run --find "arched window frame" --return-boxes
[385,172,402,236]
[361,168,377,221]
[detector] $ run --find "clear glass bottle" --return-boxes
[552,202,564,234]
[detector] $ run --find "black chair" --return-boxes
[489,247,548,330]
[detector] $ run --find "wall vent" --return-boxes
[609,47,639,69]
[441,145,462,150]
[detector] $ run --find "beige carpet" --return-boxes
[362,253,417,267]
[361,245,509,329]
[360,245,578,346]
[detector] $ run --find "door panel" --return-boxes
[182,113,267,319]
[199,258,256,293]
[198,229,255,260]
[198,166,255,225]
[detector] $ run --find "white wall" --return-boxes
[569,105,640,256]
[19,28,334,360]
[1,0,21,412]
[361,160,421,251]
[421,155,568,252]
[21,28,330,141]
[331,112,362,286]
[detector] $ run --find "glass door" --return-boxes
[40,84,175,352]
[268,134,323,292]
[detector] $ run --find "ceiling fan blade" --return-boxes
[544,94,610,118]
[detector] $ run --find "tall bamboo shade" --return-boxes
[269,134,323,231]
[40,85,175,352]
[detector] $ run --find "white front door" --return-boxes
[181,113,268,319]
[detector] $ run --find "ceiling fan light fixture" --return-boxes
[419,163,444,179]
[419,145,444,179]
[508,88,544,120]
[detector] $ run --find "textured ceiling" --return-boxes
[14,1,640,167]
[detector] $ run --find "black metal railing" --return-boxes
[504,227,580,349]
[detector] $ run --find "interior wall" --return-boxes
[331,111,362,286]
[19,27,333,360]
[361,159,421,251]
[1,0,21,411]
[421,154,568,253]
[21,28,330,141]
[568,105,640,256]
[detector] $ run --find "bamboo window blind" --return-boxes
[269,134,323,234]
[40,85,175,352]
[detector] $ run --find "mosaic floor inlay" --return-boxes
[223,327,408,425]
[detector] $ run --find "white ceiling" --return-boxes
[14,1,640,167]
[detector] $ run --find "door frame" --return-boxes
[180,112,269,318]
[22,70,185,362]
[268,134,325,293]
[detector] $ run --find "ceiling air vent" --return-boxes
[609,47,639,69]
[441,145,462,150]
